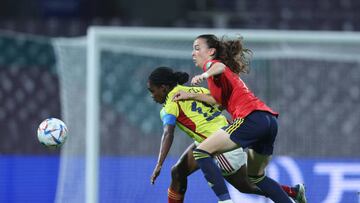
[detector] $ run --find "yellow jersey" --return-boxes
[160,85,228,143]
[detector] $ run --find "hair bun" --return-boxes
[174,71,189,85]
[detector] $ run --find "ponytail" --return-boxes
[196,34,252,75]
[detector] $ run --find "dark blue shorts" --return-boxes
[221,111,278,155]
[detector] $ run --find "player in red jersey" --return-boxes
[173,34,307,203]
[149,67,305,203]
[148,67,260,203]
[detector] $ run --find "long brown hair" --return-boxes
[196,34,252,74]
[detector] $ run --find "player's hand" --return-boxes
[150,164,162,185]
[191,74,206,86]
[172,90,193,102]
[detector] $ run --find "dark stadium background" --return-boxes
[1,0,360,203]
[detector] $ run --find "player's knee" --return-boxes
[171,165,184,181]
[237,184,256,194]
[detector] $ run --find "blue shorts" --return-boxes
[221,111,278,155]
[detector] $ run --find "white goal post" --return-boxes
[54,26,360,203]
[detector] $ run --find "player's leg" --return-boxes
[223,149,303,201]
[169,143,199,203]
[194,111,295,202]
[245,111,293,203]
[216,147,265,196]
[193,129,239,202]
[225,164,265,195]
[247,149,293,203]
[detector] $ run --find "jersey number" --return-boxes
[191,101,221,121]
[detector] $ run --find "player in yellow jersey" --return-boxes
[147,67,305,203]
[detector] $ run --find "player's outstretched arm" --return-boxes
[191,62,226,85]
[151,125,176,185]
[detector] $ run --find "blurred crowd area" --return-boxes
[1,31,360,156]
[0,34,60,154]
[1,0,360,156]
[1,0,360,36]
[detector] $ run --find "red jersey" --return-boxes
[203,60,278,119]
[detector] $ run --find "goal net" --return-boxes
[53,27,360,203]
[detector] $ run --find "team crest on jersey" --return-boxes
[205,61,213,70]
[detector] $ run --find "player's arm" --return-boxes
[173,90,217,105]
[151,114,176,185]
[155,124,175,169]
[191,62,225,85]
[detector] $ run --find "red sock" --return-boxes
[281,185,296,198]
[168,188,184,203]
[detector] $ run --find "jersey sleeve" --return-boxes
[204,59,221,71]
[160,101,179,126]
[203,60,213,71]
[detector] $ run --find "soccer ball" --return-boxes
[37,118,68,148]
